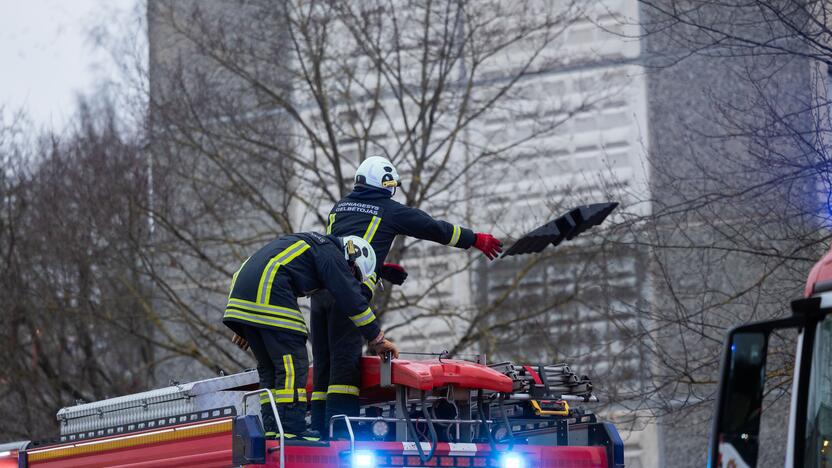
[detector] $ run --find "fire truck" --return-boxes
[0,355,623,467]
[0,203,625,467]
[709,244,832,467]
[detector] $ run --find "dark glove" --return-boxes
[370,339,400,359]
[380,263,408,285]
[474,233,503,260]
[231,334,250,351]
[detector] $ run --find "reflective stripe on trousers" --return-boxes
[327,384,360,396]
[260,388,307,404]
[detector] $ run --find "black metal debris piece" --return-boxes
[500,202,618,257]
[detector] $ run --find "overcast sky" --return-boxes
[0,0,138,130]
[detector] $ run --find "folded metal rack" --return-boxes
[489,362,595,402]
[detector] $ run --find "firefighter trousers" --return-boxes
[239,325,308,437]
[310,290,364,437]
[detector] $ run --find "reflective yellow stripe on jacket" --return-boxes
[447,225,461,247]
[227,298,304,322]
[362,272,379,295]
[349,307,376,327]
[222,310,308,334]
[224,240,311,334]
[363,216,382,242]
[228,256,251,300]
[257,240,310,304]
[326,213,336,234]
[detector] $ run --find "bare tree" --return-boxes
[0,99,154,440]
[571,1,832,464]
[142,0,635,381]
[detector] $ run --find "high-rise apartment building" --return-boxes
[147,1,819,465]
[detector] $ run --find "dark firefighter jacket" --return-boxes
[326,186,476,292]
[223,232,381,340]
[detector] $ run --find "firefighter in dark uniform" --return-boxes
[223,231,399,440]
[310,156,504,435]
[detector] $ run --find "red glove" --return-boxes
[380,263,408,285]
[474,233,503,260]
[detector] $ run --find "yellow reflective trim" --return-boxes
[448,225,461,246]
[260,389,294,398]
[258,258,281,303]
[349,307,376,327]
[228,256,251,299]
[260,388,304,405]
[283,355,295,391]
[327,384,360,396]
[262,397,295,404]
[257,240,310,304]
[223,307,305,328]
[363,272,378,293]
[311,391,328,401]
[280,243,311,264]
[223,310,307,334]
[362,216,382,242]
[262,240,311,303]
[326,213,336,234]
[226,299,304,322]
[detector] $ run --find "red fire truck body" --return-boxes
[1,356,623,467]
[5,418,233,467]
[0,422,611,467]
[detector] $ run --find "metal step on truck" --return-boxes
[0,354,624,467]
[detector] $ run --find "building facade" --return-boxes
[147,1,822,466]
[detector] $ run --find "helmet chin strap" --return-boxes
[350,264,362,282]
[345,239,364,281]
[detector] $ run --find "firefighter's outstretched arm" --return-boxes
[391,205,503,260]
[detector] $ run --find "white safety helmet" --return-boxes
[342,235,376,282]
[355,156,401,195]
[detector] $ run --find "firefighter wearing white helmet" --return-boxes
[354,156,401,195]
[341,235,376,282]
[310,156,503,437]
[222,231,397,441]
